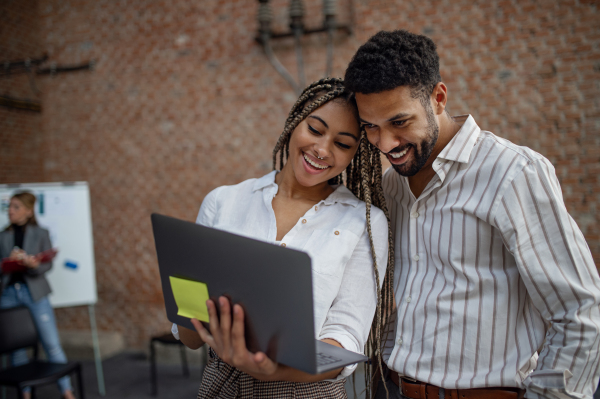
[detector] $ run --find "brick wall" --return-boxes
[1,0,598,349]
[0,0,44,183]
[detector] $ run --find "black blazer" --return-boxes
[0,224,53,302]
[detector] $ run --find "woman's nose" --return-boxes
[315,148,328,159]
[313,141,331,159]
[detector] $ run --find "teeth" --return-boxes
[389,148,409,159]
[304,154,329,169]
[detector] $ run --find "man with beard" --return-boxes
[344,30,600,399]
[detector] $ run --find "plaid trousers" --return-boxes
[198,348,348,399]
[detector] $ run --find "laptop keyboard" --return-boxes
[316,352,342,366]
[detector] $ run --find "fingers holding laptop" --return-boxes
[193,297,231,360]
[191,296,279,379]
[229,302,279,378]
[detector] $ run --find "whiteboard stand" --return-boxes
[88,305,106,396]
[1,355,6,399]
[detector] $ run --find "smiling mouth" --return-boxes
[303,153,330,170]
[388,147,409,159]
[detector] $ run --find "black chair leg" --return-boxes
[150,340,157,396]
[31,386,36,399]
[76,363,85,399]
[179,344,189,377]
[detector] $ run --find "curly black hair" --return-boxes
[344,30,441,104]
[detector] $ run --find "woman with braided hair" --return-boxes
[173,78,395,399]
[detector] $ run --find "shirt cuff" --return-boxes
[522,369,586,399]
[171,323,180,340]
[318,333,363,381]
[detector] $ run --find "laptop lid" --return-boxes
[151,213,319,373]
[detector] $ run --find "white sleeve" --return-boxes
[493,158,600,399]
[171,323,180,340]
[196,186,221,227]
[318,207,389,380]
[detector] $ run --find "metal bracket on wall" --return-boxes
[255,0,353,95]
[1,54,94,111]
[1,55,95,77]
[36,60,96,75]
[0,95,42,112]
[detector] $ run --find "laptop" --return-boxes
[151,213,368,374]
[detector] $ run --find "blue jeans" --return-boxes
[0,283,72,394]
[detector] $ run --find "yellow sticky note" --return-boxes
[169,276,210,322]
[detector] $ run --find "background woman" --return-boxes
[0,191,76,399]
[174,78,395,399]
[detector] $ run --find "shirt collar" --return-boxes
[252,170,359,207]
[323,184,360,208]
[252,170,278,192]
[436,115,480,164]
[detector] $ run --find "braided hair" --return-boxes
[272,78,395,398]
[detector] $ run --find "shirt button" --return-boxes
[334,231,340,235]
[302,219,307,224]
[280,243,286,247]
[397,338,403,345]
[411,212,419,218]
[412,255,420,261]
[314,206,318,211]
[406,296,411,303]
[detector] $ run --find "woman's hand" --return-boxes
[9,248,25,260]
[22,255,40,268]
[178,325,205,350]
[190,296,279,379]
[8,249,39,268]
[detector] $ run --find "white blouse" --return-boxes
[173,171,388,378]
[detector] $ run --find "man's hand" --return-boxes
[191,297,279,379]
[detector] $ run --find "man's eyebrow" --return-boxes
[359,113,411,125]
[387,112,411,122]
[308,115,328,129]
[338,132,359,141]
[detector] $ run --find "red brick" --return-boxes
[1,0,599,349]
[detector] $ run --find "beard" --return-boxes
[392,103,439,177]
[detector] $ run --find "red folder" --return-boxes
[36,248,58,263]
[0,259,27,273]
[1,248,58,274]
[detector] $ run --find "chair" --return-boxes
[0,307,84,399]
[149,333,189,396]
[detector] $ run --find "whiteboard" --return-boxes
[0,182,97,308]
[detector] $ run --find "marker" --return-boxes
[38,193,44,215]
[65,261,78,270]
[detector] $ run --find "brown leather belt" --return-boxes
[389,372,525,399]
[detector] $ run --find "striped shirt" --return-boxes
[381,115,600,399]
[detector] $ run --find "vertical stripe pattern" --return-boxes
[382,115,600,399]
